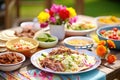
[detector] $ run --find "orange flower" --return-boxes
[96,45,107,57]
[98,40,106,46]
[107,54,117,64]
[107,40,116,48]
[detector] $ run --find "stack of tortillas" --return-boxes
[0,30,18,52]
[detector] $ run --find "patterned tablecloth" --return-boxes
[0,67,106,80]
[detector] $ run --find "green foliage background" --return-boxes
[21,0,120,18]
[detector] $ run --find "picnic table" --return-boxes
[0,15,120,80]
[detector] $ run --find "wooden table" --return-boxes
[0,15,120,80]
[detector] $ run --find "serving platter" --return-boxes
[31,48,101,74]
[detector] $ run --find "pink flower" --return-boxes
[69,16,78,24]
[50,4,66,13]
[50,17,56,23]
[45,9,49,13]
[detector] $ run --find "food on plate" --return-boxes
[0,52,22,64]
[66,21,96,30]
[36,33,56,42]
[15,28,36,38]
[10,39,35,51]
[100,27,120,40]
[38,46,96,72]
[98,16,120,24]
[67,39,93,46]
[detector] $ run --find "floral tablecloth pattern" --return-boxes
[0,68,106,80]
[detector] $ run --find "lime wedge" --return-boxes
[37,33,48,42]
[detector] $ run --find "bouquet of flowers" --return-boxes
[96,40,117,64]
[37,4,77,28]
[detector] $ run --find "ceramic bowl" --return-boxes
[0,52,25,71]
[95,16,120,28]
[96,25,120,49]
[6,37,39,57]
[63,36,94,49]
[33,31,58,48]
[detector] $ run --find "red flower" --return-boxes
[59,9,70,20]
[49,10,54,17]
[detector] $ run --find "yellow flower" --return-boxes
[107,40,116,48]
[37,11,50,23]
[67,7,76,17]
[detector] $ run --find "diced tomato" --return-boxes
[118,37,120,40]
[100,30,106,34]
[113,27,118,32]
[113,36,118,40]
[113,33,117,36]
[17,47,23,50]
[14,43,22,47]
[24,47,30,50]
[108,35,113,39]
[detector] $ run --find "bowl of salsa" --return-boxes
[6,37,39,57]
[96,25,120,49]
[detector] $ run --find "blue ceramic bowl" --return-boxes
[96,25,120,50]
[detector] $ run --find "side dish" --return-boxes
[100,27,120,40]
[34,32,58,48]
[98,16,120,24]
[10,39,35,51]
[0,52,22,64]
[6,37,39,57]
[36,33,56,42]
[15,28,36,38]
[67,39,93,46]
[66,22,96,30]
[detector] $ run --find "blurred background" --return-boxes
[0,0,120,29]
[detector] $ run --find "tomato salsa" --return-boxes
[100,27,120,40]
[11,39,34,51]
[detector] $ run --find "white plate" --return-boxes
[65,23,97,36]
[31,48,101,74]
[20,22,49,31]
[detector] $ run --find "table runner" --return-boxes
[0,68,106,80]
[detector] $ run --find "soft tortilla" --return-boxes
[0,47,7,52]
[0,39,6,47]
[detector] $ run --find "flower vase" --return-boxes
[50,24,65,40]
